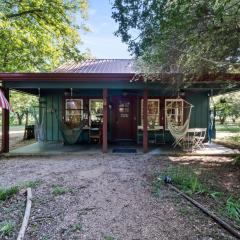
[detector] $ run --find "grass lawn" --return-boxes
[215,123,240,149]
[153,156,240,227]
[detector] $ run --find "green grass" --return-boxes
[23,180,42,189]
[229,135,240,143]
[70,223,82,232]
[225,196,240,223]
[0,221,14,236]
[232,155,240,167]
[216,124,240,133]
[0,186,19,201]
[104,236,115,240]
[159,165,207,195]
[52,186,68,196]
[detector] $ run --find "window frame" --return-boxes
[165,99,184,130]
[65,98,83,125]
[89,99,104,125]
[141,99,160,127]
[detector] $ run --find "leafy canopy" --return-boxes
[112,0,240,74]
[0,0,89,72]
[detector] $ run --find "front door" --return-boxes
[112,96,135,141]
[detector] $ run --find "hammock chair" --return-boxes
[31,106,46,142]
[53,109,88,145]
[165,98,193,148]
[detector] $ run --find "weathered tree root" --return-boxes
[168,184,240,239]
[17,188,32,240]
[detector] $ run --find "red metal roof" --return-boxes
[54,59,135,74]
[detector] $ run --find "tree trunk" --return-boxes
[219,116,225,125]
[16,112,25,126]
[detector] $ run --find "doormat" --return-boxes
[112,148,137,153]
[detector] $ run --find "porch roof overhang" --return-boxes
[0,72,239,96]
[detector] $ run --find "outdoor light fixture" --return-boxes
[64,89,70,96]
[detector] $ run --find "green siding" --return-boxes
[40,90,209,143]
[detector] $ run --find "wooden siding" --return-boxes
[41,90,209,142]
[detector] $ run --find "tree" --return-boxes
[112,0,240,74]
[0,0,89,126]
[10,91,38,125]
[214,96,240,124]
[0,0,89,72]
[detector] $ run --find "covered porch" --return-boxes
[1,59,239,154]
[8,141,239,156]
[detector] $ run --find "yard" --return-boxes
[215,123,240,149]
[0,154,239,240]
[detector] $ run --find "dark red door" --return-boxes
[112,96,135,141]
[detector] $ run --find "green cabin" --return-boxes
[1,59,238,153]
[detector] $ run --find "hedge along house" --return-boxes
[0,59,240,154]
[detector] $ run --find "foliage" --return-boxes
[225,196,240,223]
[104,236,115,240]
[215,96,240,124]
[112,0,240,74]
[232,155,240,167]
[52,186,68,196]
[0,221,14,237]
[0,186,19,201]
[10,90,38,125]
[23,179,42,189]
[153,165,206,195]
[0,0,89,72]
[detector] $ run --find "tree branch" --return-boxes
[4,9,42,18]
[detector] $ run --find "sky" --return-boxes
[78,0,131,59]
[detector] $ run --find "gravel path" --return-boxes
[0,154,236,240]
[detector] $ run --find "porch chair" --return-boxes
[89,120,102,144]
[137,125,165,144]
[193,128,207,149]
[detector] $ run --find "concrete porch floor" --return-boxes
[7,141,240,156]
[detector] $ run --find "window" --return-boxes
[141,99,160,127]
[165,99,184,129]
[65,99,83,127]
[119,101,130,118]
[89,99,103,125]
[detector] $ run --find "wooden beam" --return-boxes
[102,89,108,153]
[143,89,148,153]
[2,88,9,153]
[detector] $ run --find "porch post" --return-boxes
[143,89,148,153]
[2,88,9,153]
[102,89,108,153]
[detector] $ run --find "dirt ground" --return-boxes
[0,154,238,240]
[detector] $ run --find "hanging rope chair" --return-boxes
[165,98,193,147]
[53,109,88,145]
[31,106,46,142]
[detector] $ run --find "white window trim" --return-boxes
[141,99,160,126]
[65,98,83,121]
[89,99,104,125]
[165,99,184,130]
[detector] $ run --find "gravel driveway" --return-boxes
[0,154,236,240]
